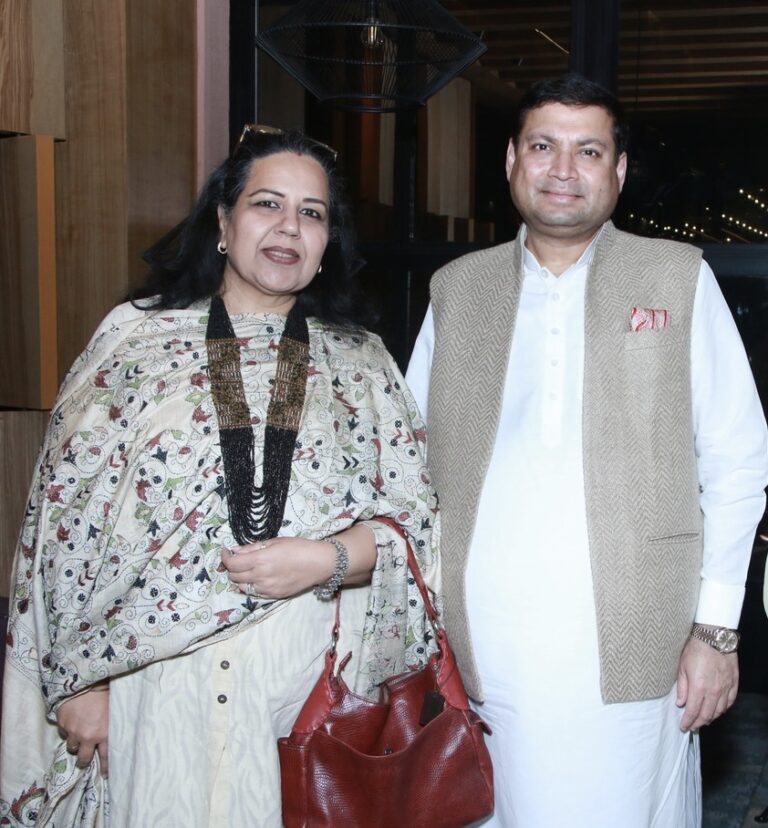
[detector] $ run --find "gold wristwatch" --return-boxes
[690,623,740,654]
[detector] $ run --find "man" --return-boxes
[406,74,768,827]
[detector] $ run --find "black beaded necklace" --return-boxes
[206,294,310,544]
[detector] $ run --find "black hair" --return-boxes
[132,129,371,331]
[511,73,628,158]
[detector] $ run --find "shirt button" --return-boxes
[550,359,559,367]
[217,694,228,704]
[551,327,560,335]
[552,292,560,301]
[549,392,558,400]
[220,660,230,670]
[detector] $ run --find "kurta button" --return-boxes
[217,694,227,704]
[220,660,230,670]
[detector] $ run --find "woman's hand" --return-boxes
[221,537,336,599]
[221,525,378,600]
[56,685,110,776]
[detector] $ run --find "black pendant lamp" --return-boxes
[256,0,487,112]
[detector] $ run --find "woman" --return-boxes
[0,127,439,827]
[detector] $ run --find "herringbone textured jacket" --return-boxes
[428,221,703,703]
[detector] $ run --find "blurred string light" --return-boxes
[628,196,768,243]
[721,213,768,239]
[739,189,768,210]
[627,213,727,242]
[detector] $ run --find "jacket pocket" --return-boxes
[624,328,677,351]
[641,533,701,620]
[647,531,700,544]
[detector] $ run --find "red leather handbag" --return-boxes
[278,517,494,828]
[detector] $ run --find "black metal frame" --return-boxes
[230,0,257,149]
[569,0,620,92]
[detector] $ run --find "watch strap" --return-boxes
[690,623,739,653]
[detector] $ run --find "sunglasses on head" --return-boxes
[235,124,338,165]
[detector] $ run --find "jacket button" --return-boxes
[217,694,227,704]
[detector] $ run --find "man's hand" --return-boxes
[676,636,738,731]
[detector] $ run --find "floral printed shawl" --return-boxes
[0,301,440,826]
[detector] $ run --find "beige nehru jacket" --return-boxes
[427,221,703,703]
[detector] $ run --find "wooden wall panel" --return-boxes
[126,0,197,289]
[0,0,65,137]
[36,137,58,403]
[0,135,58,408]
[0,1,200,596]
[196,0,229,186]
[56,0,198,377]
[55,0,129,379]
[0,411,49,597]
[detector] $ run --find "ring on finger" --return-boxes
[244,582,268,599]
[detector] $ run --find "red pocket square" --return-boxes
[630,307,669,332]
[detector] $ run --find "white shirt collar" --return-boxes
[521,224,604,279]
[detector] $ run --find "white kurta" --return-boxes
[108,585,370,828]
[406,232,768,828]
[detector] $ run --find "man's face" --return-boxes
[506,102,627,245]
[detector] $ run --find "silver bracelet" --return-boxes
[313,538,349,600]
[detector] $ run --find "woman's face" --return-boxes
[217,151,330,314]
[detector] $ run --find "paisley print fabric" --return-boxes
[0,301,440,827]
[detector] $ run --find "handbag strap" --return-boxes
[290,517,472,737]
[371,517,472,709]
[328,515,439,645]
[370,516,439,627]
